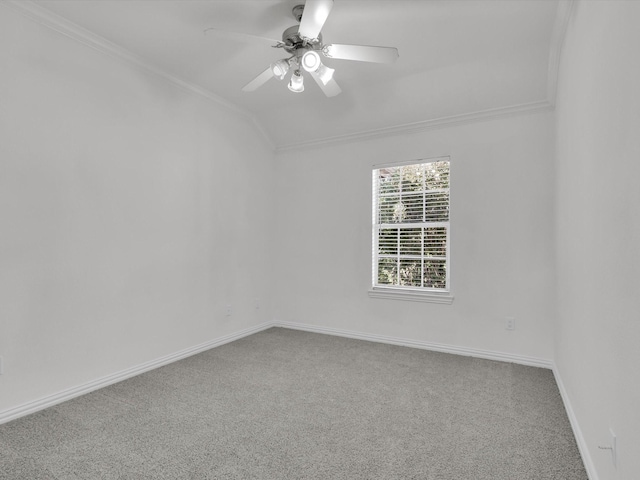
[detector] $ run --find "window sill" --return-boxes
[368,288,454,304]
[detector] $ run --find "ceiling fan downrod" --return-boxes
[292,4,305,22]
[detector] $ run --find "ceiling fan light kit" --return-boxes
[288,70,305,93]
[301,50,321,72]
[271,59,290,80]
[233,0,399,98]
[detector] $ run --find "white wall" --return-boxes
[554,1,640,479]
[275,111,556,362]
[0,7,274,414]
[7,6,638,478]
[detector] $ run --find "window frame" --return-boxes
[369,157,454,304]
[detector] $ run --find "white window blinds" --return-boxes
[372,159,450,291]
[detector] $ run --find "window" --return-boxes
[370,158,452,303]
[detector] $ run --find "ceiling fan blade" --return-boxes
[242,67,274,92]
[204,28,281,46]
[323,44,399,64]
[298,0,334,40]
[310,70,342,97]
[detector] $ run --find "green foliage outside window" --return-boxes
[375,161,449,290]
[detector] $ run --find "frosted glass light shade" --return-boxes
[288,71,304,93]
[301,50,321,72]
[271,59,289,80]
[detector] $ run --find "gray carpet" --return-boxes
[0,327,587,479]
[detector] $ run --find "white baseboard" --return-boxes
[273,321,553,369]
[1,319,596,479]
[2,313,583,480]
[274,321,599,477]
[0,322,273,425]
[552,365,599,480]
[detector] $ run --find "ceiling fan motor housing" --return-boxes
[282,25,322,55]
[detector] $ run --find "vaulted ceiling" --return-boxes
[17,0,563,150]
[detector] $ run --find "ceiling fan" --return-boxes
[219,0,399,98]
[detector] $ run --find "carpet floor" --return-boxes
[0,327,587,479]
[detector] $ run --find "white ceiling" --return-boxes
[26,0,560,150]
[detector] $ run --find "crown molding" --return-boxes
[547,0,576,107]
[1,0,276,150]
[3,0,568,155]
[271,0,573,153]
[275,100,553,152]
[249,116,276,152]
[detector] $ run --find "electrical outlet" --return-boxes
[505,317,516,330]
[225,305,232,316]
